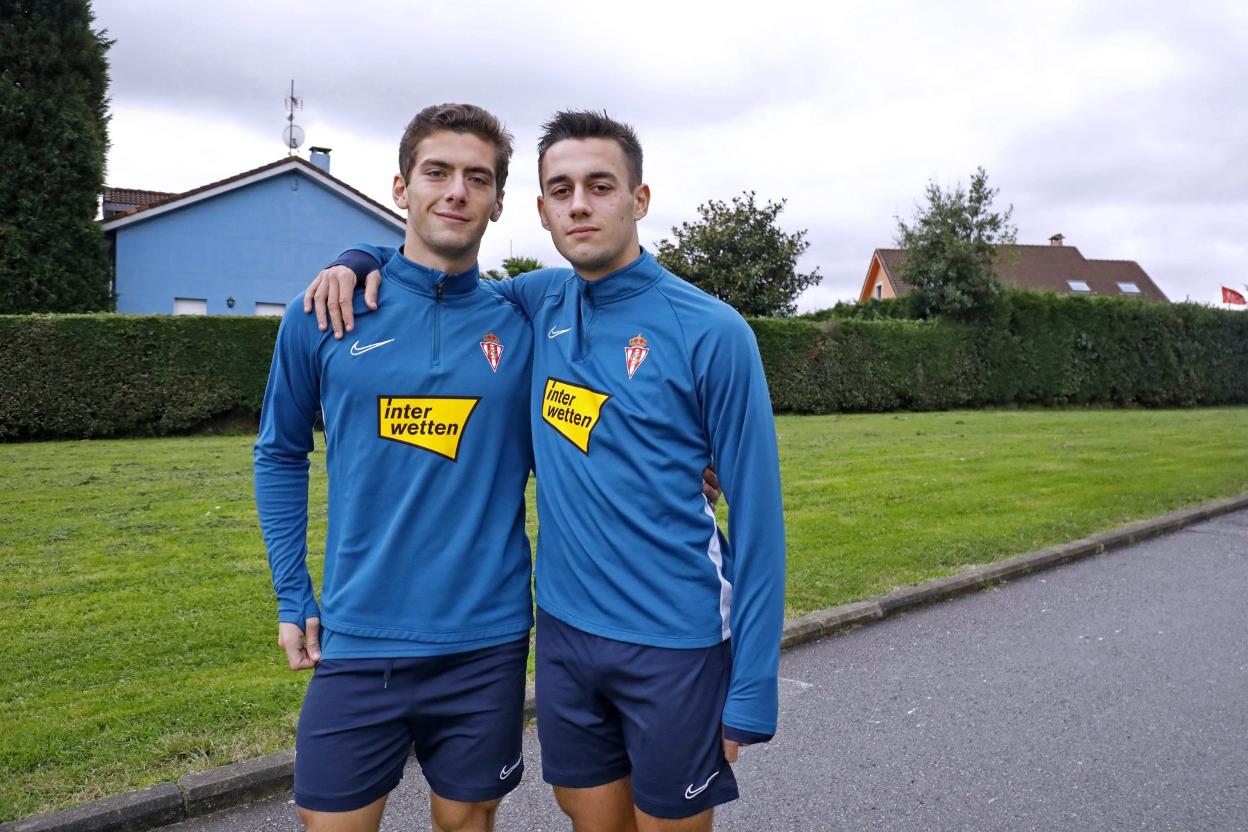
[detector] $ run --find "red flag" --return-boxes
[1223,287,1246,305]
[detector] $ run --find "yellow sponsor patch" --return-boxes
[378,396,480,461]
[542,377,610,454]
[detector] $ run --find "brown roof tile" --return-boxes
[102,188,178,207]
[1080,259,1168,302]
[871,244,1167,302]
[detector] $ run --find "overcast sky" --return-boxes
[96,0,1247,310]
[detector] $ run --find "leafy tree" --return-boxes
[655,191,820,317]
[501,255,544,277]
[483,255,546,280]
[0,1,113,312]
[895,167,1016,320]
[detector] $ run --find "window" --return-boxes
[875,284,883,299]
[255,302,286,316]
[1117,282,1141,294]
[173,297,207,315]
[1066,280,1092,294]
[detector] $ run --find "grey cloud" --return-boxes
[99,1,802,145]
[95,0,1248,307]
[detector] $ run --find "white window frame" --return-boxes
[1117,282,1141,294]
[173,297,208,315]
[1066,280,1092,294]
[255,302,286,317]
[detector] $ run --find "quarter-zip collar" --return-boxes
[383,247,480,298]
[576,248,662,305]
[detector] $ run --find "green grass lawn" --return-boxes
[2,408,1247,819]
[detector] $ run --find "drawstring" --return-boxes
[383,659,394,690]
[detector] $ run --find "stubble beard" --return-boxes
[559,239,631,277]
[419,226,481,265]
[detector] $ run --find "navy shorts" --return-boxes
[294,636,529,812]
[535,608,738,819]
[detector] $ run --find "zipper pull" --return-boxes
[436,281,445,301]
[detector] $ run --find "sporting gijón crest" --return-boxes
[625,333,649,379]
[480,332,504,373]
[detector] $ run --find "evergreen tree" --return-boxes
[0,1,113,312]
[894,167,1016,320]
[655,191,820,317]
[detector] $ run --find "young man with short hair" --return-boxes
[254,103,535,832]
[312,110,786,832]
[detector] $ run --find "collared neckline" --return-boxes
[577,248,663,304]
[383,248,480,297]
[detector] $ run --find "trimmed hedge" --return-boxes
[753,317,985,413]
[980,293,1248,407]
[0,314,278,440]
[762,293,1248,413]
[1,295,1246,439]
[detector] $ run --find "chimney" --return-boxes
[309,146,332,173]
[1049,233,1064,246]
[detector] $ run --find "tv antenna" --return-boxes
[283,79,304,155]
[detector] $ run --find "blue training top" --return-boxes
[346,244,787,740]
[253,252,535,658]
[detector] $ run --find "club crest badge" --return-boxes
[480,332,504,373]
[625,333,649,379]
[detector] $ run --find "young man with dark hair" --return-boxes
[536,109,644,188]
[254,102,534,832]
[310,110,785,832]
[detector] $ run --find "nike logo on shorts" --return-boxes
[499,755,522,780]
[684,770,719,799]
[548,326,572,339]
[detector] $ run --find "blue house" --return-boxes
[102,148,404,316]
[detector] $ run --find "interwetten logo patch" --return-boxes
[378,396,479,461]
[541,377,609,454]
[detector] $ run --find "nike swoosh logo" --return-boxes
[548,326,572,339]
[349,338,395,356]
[684,770,719,800]
[499,756,522,780]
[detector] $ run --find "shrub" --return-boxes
[0,315,278,440]
[758,294,1247,414]
[749,317,983,413]
[1,295,1244,441]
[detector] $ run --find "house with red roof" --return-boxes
[102,148,404,315]
[858,234,1168,304]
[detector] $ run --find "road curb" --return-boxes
[0,784,183,832]
[176,751,294,820]
[7,492,1246,831]
[777,492,1248,651]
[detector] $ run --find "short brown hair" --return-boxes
[537,110,643,191]
[398,103,514,192]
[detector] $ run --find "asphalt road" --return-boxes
[168,510,1248,831]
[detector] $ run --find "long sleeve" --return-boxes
[253,298,323,627]
[696,313,787,740]
[330,244,398,282]
[330,245,568,322]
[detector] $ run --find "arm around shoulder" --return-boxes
[309,245,400,337]
[482,267,571,320]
